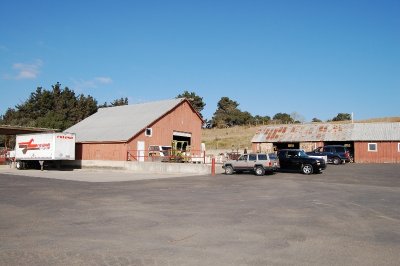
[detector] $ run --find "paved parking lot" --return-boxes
[1,164,400,265]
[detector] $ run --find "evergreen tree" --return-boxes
[176,91,206,117]
[273,113,294,124]
[332,113,352,121]
[110,97,129,106]
[253,115,271,125]
[99,97,129,108]
[212,97,250,128]
[0,82,98,131]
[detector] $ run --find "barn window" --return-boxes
[145,128,152,137]
[368,143,377,152]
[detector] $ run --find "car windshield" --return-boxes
[298,150,308,157]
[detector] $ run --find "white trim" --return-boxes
[137,141,145,162]
[173,131,191,138]
[398,143,400,152]
[368,143,377,152]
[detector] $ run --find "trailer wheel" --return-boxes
[16,161,23,170]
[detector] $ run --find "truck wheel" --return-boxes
[333,157,341,165]
[225,165,234,175]
[301,164,313,175]
[16,161,23,170]
[254,166,265,176]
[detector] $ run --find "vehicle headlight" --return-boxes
[317,161,321,165]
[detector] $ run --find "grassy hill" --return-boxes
[201,117,400,151]
[202,125,257,151]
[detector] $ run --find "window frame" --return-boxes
[368,143,377,152]
[145,128,152,137]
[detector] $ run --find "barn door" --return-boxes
[137,141,145,162]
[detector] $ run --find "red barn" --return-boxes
[66,98,203,162]
[251,122,400,163]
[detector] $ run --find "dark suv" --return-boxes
[277,149,326,174]
[307,145,350,165]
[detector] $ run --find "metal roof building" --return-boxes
[65,98,203,161]
[251,122,400,163]
[66,98,189,143]
[251,123,353,143]
[352,123,400,141]
[0,125,56,135]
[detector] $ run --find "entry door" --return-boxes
[137,141,145,162]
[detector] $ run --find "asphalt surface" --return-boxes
[1,164,400,266]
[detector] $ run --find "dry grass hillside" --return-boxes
[201,117,400,151]
[202,125,259,151]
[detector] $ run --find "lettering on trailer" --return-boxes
[18,139,51,154]
[56,135,74,140]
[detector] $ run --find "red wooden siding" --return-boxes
[354,142,400,163]
[76,142,127,160]
[77,101,202,161]
[128,101,202,153]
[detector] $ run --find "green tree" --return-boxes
[212,97,239,128]
[332,113,351,121]
[312,117,322,122]
[0,82,98,131]
[273,113,294,124]
[212,97,255,128]
[253,115,271,125]
[176,91,206,117]
[111,97,128,106]
[99,97,129,108]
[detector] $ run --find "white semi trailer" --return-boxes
[15,132,75,170]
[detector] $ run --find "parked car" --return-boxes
[222,153,279,176]
[277,149,326,175]
[306,145,350,165]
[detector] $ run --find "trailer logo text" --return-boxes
[18,139,51,154]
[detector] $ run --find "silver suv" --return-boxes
[222,153,279,176]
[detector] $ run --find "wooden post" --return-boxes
[211,157,215,176]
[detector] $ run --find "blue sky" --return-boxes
[1,0,399,122]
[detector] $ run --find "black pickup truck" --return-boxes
[277,149,326,174]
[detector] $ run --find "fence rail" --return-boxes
[127,149,207,164]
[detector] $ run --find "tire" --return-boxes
[225,165,234,175]
[254,166,265,176]
[16,161,22,170]
[333,157,341,165]
[301,164,313,175]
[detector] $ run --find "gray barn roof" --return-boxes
[65,98,187,142]
[352,123,400,141]
[252,122,400,143]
